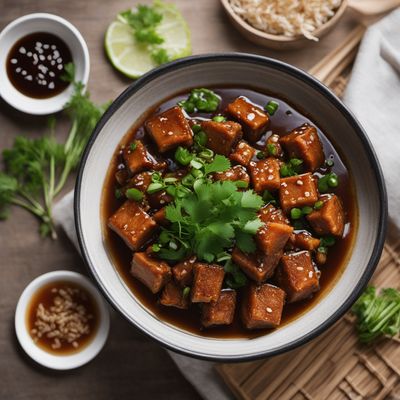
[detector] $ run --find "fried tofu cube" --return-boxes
[307,194,345,236]
[147,190,173,210]
[280,124,324,171]
[276,251,320,303]
[172,256,196,287]
[249,158,281,192]
[288,231,320,251]
[213,165,250,186]
[229,140,256,166]
[227,97,269,142]
[160,282,189,309]
[145,106,193,153]
[258,204,290,225]
[123,140,153,175]
[200,120,243,156]
[108,201,157,251]
[126,171,153,193]
[152,207,169,226]
[131,252,171,293]
[241,283,285,329]
[256,222,293,256]
[201,290,237,328]
[265,134,284,158]
[232,247,282,283]
[279,173,318,213]
[191,263,225,303]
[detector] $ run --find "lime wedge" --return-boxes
[105,2,191,79]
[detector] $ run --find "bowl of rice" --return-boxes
[221,0,348,49]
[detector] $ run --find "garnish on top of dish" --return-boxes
[102,87,356,336]
[27,281,98,354]
[228,0,342,41]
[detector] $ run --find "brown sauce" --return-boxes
[101,87,358,339]
[6,32,72,99]
[26,281,98,355]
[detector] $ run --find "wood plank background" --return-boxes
[0,1,359,399]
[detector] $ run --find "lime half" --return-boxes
[105,2,191,79]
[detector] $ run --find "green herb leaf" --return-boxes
[204,154,230,175]
[178,88,221,113]
[60,62,75,83]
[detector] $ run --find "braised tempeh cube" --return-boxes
[279,173,319,213]
[256,222,293,257]
[131,252,171,293]
[160,282,189,309]
[265,134,284,158]
[249,158,281,192]
[276,251,320,303]
[258,204,290,225]
[213,165,250,186]
[229,140,256,166]
[201,290,237,328]
[307,194,345,236]
[191,263,225,303]
[108,201,157,251]
[226,97,269,142]
[126,171,153,193]
[241,283,286,329]
[288,231,320,251]
[123,140,153,175]
[280,124,324,171]
[152,207,169,226]
[200,120,243,156]
[232,247,282,283]
[145,106,193,153]
[172,256,196,287]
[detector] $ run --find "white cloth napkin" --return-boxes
[53,10,400,400]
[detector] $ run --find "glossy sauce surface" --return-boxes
[26,281,98,354]
[102,87,358,338]
[6,32,72,99]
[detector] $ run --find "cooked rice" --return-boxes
[228,0,342,41]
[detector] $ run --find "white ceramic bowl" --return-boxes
[75,54,387,361]
[15,270,110,370]
[0,13,89,115]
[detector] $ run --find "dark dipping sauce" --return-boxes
[26,281,98,355]
[6,32,72,99]
[101,87,358,339]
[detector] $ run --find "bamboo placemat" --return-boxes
[217,34,400,400]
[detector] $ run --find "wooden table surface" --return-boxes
[0,1,359,399]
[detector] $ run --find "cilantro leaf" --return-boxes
[241,190,264,209]
[151,48,170,65]
[0,173,18,219]
[60,62,75,83]
[235,230,257,253]
[243,218,264,234]
[204,155,231,175]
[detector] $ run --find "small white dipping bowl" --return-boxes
[15,270,109,370]
[0,13,89,115]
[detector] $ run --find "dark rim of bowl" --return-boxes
[74,53,388,362]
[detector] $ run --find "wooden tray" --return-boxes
[217,28,400,400]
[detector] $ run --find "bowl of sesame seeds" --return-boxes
[15,270,109,370]
[0,13,89,115]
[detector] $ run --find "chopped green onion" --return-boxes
[163,177,178,184]
[182,286,190,297]
[182,174,195,187]
[326,159,334,167]
[129,142,137,151]
[317,246,328,254]
[126,188,144,201]
[151,171,162,182]
[280,164,291,177]
[267,143,277,156]
[115,188,123,199]
[191,169,204,178]
[256,151,266,159]
[152,243,161,252]
[290,158,303,167]
[174,146,192,166]
[194,131,207,147]
[318,172,339,193]
[165,186,177,196]
[212,115,226,122]
[176,185,191,198]
[314,200,324,210]
[328,174,339,188]
[290,208,302,220]
[190,159,204,169]
[320,236,336,247]
[147,182,164,194]
[198,148,214,160]
[192,124,202,134]
[264,100,279,115]
[302,206,313,215]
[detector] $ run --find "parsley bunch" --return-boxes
[0,64,109,238]
[156,178,264,263]
[352,286,400,343]
[119,2,171,65]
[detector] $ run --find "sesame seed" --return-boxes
[308,271,313,278]
[297,267,304,271]
[247,112,255,121]
[284,190,289,195]
[305,191,310,197]
[296,180,303,186]
[266,307,273,313]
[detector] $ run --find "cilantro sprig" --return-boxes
[118,2,171,65]
[157,177,264,263]
[0,64,109,238]
[352,286,400,344]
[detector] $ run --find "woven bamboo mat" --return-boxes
[216,35,400,400]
